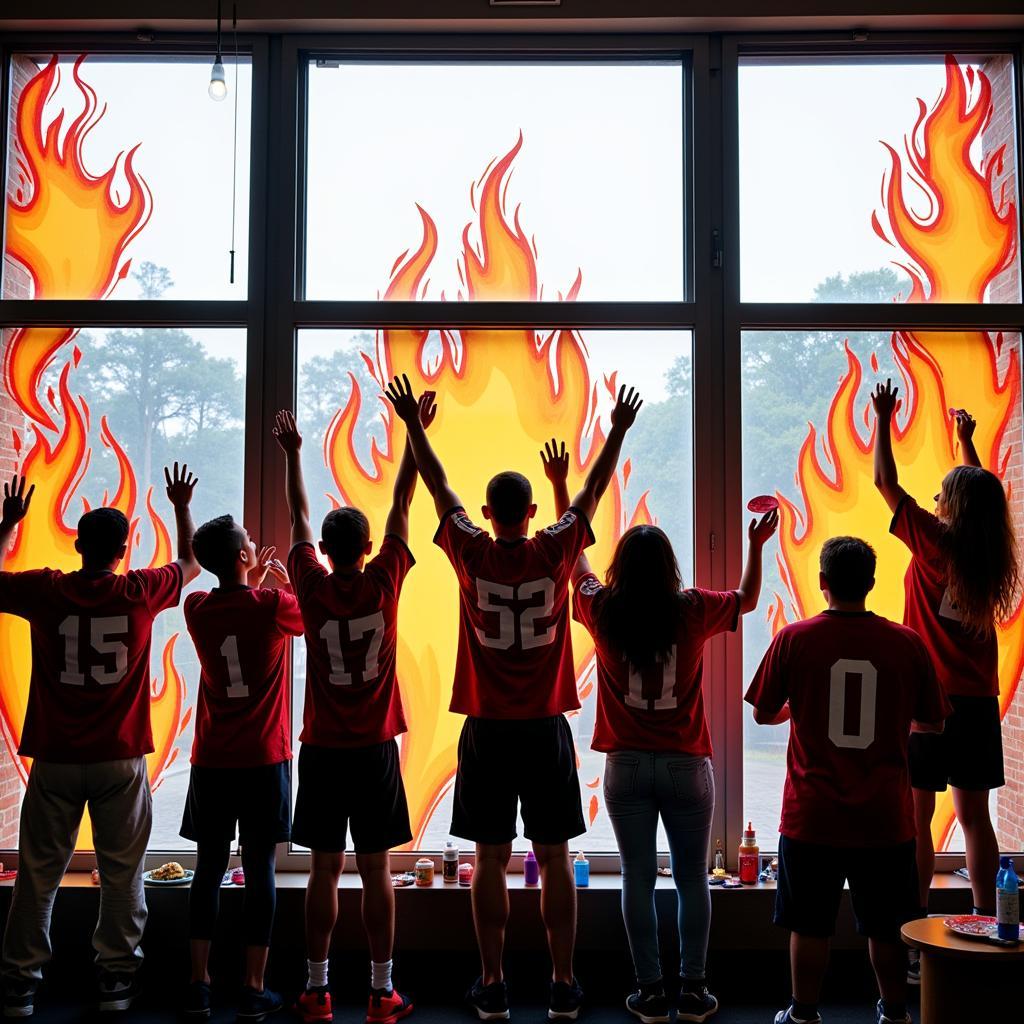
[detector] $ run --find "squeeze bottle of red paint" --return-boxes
[738,822,759,885]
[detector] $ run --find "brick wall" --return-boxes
[981,53,1024,851]
[0,55,40,848]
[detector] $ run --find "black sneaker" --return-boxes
[774,1008,822,1024]
[677,985,718,1023]
[875,1000,911,1024]
[465,978,510,1021]
[237,986,283,1022]
[183,981,211,1019]
[2,979,35,1019]
[97,971,140,1012]
[625,989,670,1024]
[548,979,583,1021]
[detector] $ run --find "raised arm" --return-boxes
[735,508,780,614]
[871,379,907,513]
[385,375,461,520]
[385,391,436,542]
[540,439,592,583]
[272,411,314,547]
[0,474,34,572]
[571,385,642,523]
[164,463,200,585]
[954,409,982,469]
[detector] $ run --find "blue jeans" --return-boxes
[604,751,715,985]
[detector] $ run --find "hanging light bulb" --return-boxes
[208,0,227,101]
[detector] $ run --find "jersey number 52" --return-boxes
[474,578,557,651]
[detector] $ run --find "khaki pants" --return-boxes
[2,758,152,983]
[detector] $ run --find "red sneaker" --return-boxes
[367,988,413,1024]
[295,986,332,1023]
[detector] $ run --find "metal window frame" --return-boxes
[0,28,1020,875]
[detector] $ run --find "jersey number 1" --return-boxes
[625,646,679,711]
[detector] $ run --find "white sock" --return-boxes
[307,959,328,990]
[371,960,393,993]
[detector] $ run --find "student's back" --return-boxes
[747,609,945,845]
[0,564,182,762]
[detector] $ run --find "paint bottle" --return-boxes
[414,857,435,887]
[443,841,459,884]
[712,839,726,878]
[524,850,540,887]
[458,863,473,887]
[738,822,759,885]
[996,856,1019,941]
[574,851,590,888]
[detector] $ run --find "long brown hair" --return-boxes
[593,525,684,668]
[939,466,1019,635]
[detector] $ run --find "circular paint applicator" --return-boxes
[746,495,779,514]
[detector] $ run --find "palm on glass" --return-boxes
[748,508,780,547]
[417,390,438,430]
[871,379,901,422]
[272,411,302,453]
[611,385,643,431]
[164,463,198,508]
[1,474,34,528]
[541,439,569,485]
[384,374,421,424]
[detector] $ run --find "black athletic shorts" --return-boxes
[291,740,412,854]
[451,715,586,846]
[774,834,919,940]
[910,694,1004,792]
[180,760,291,846]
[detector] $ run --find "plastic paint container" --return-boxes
[414,858,435,887]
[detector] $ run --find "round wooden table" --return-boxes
[901,916,1023,1024]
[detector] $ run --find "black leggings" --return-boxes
[188,840,278,946]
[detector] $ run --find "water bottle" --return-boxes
[443,841,459,884]
[996,856,1019,941]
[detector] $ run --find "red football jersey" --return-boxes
[744,610,950,847]
[891,495,999,697]
[185,585,304,768]
[573,574,739,755]
[0,564,182,762]
[436,506,594,719]
[288,537,413,748]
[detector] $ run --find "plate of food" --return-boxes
[143,862,193,886]
[943,915,1022,943]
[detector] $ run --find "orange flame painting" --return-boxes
[773,55,1020,851]
[1,56,184,848]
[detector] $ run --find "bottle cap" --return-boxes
[743,821,756,840]
[575,850,586,861]
[525,850,536,861]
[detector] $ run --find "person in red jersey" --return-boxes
[179,514,302,1023]
[385,372,642,1023]
[0,466,200,1019]
[550,431,778,1023]
[274,398,433,1024]
[872,380,1018,953]
[745,537,949,1024]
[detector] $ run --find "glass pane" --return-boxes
[0,322,247,850]
[740,54,1020,303]
[295,327,693,852]
[305,62,685,302]
[4,53,251,300]
[740,327,1024,854]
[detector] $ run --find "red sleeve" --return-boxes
[571,573,603,633]
[744,630,790,719]
[695,588,741,637]
[0,569,58,618]
[274,589,305,637]
[288,542,329,605]
[533,506,595,576]
[434,507,488,575]
[890,494,944,564]
[910,634,952,724]
[135,563,183,614]
[365,534,415,598]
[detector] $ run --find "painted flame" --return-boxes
[0,56,183,848]
[777,55,1021,850]
[323,136,648,845]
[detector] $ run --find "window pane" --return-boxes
[4,54,251,300]
[295,327,693,852]
[740,54,1020,303]
[305,62,685,302]
[740,327,1024,853]
[0,323,247,850]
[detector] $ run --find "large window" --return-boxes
[0,34,1021,865]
